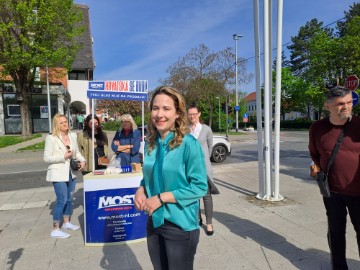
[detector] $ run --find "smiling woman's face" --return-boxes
[151,93,178,139]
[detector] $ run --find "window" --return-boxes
[7,105,20,116]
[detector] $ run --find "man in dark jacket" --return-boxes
[309,86,360,269]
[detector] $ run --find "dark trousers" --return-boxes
[199,183,213,225]
[146,218,200,270]
[323,193,360,270]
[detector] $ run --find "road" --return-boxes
[0,131,311,192]
[213,130,311,180]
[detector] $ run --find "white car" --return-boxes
[211,135,231,163]
[139,126,231,163]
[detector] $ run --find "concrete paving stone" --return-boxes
[196,251,257,270]
[0,203,25,211]
[23,200,49,209]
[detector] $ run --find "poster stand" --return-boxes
[83,80,148,246]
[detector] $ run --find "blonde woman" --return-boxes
[44,114,86,238]
[134,86,208,269]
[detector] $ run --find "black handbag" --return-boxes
[70,158,81,170]
[316,122,347,198]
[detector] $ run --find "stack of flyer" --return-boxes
[93,169,106,175]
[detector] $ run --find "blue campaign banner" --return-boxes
[87,91,148,101]
[85,187,148,243]
[87,80,148,101]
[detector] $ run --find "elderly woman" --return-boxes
[111,114,141,166]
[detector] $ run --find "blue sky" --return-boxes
[75,0,357,94]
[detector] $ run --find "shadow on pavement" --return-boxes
[214,211,360,269]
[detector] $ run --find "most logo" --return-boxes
[98,195,135,209]
[89,81,105,90]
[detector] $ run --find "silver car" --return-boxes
[139,126,231,163]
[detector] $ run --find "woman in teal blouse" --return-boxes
[135,86,208,270]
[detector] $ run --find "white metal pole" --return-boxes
[142,101,145,157]
[263,0,271,199]
[253,0,265,199]
[274,0,284,201]
[91,98,95,173]
[269,0,274,196]
[46,65,52,133]
[234,36,238,132]
[233,34,242,132]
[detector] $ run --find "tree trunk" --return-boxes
[20,93,32,137]
[209,104,213,129]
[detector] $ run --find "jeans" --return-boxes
[323,193,360,270]
[52,173,76,223]
[147,218,200,270]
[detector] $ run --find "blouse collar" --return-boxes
[157,131,174,147]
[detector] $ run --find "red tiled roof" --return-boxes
[244,92,256,102]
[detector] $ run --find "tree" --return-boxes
[337,2,360,37]
[288,19,332,77]
[162,44,251,128]
[96,99,147,119]
[0,0,84,137]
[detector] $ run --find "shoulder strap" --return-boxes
[326,120,349,173]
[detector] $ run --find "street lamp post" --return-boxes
[46,65,52,134]
[233,34,243,132]
[216,97,220,131]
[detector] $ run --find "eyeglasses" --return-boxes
[188,113,199,117]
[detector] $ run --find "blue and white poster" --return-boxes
[84,186,148,244]
[87,80,148,101]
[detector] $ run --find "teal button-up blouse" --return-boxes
[141,132,208,231]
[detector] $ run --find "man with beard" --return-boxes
[309,86,360,269]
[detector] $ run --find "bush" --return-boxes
[102,120,120,131]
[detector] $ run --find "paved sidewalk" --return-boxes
[1,131,359,269]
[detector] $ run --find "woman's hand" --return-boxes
[143,196,162,216]
[79,161,86,170]
[64,150,73,160]
[134,186,147,211]
[113,140,120,146]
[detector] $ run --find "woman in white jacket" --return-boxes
[44,114,86,238]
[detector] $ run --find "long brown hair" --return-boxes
[146,86,189,152]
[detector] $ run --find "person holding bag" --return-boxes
[77,114,109,172]
[309,86,360,269]
[188,104,219,236]
[44,114,86,238]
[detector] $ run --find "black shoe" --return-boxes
[206,224,214,236]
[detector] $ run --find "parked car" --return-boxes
[139,126,231,163]
[211,135,231,163]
